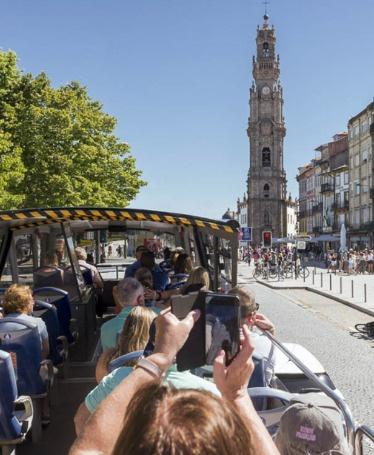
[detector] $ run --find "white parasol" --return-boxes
[340,223,347,251]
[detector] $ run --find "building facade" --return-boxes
[246,15,287,244]
[347,102,374,248]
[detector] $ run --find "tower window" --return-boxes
[262,148,271,167]
[263,184,270,197]
[264,211,270,224]
[263,42,269,57]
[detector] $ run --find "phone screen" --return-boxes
[205,295,240,366]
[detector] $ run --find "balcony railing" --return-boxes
[313,226,322,234]
[312,202,323,213]
[321,183,334,193]
[297,210,306,219]
[332,201,349,211]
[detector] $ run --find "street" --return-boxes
[242,280,374,437]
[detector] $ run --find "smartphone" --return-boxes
[171,292,240,371]
[205,294,240,366]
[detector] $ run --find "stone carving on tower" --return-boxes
[247,14,287,244]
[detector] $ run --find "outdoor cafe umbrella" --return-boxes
[340,223,347,251]
[309,234,340,243]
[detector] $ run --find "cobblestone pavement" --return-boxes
[243,280,374,452]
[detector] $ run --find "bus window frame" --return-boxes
[61,221,85,301]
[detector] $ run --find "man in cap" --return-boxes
[274,392,349,454]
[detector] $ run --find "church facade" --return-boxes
[246,15,288,244]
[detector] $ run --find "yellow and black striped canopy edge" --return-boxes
[0,207,239,234]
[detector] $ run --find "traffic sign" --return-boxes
[241,227,252,241]
[297,240,306,250]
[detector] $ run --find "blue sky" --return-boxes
[1,0,373,220]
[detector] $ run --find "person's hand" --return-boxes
[150,307,200,370]
[144,287,155,301]
[255,313,275,335]
[213,324,255,402]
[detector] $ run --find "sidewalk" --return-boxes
[237,261,374,318]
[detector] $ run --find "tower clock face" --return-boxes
[262,86,270,95]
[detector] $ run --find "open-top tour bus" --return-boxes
[0,206,373,454]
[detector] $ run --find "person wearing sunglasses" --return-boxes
[228,285,276,386]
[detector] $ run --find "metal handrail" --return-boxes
[355,425,374,455]
[260,329,356,453]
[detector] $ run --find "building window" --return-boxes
[263,42,269,57]
[355,154,360,167]
[355,182,360,195]
[363,207,369,222]
[354,125,359,136]
[262,148,271,167]
[362,121,368,133]
[336,174,340,186]
[344,172,349,184]
[355,209,360,225]
[362,149,368,162]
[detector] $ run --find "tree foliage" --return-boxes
[0,50,146,209]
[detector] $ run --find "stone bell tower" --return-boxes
[247,14,287,244]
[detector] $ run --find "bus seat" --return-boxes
[33,266,64,289]
[248,353,267,410]
[166,274,189,290]
[108,350,144,372]
[79,266,94,286]
[0,288,6,305]
[0,350,33,451]
[0,320,54,442]
[33,301,68,366]
[32,287,76,344]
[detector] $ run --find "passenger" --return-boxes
[124,245,148,277]
[274,393,349,454]
[95,306,156,383]
[140,251,169,291]
[75,247,104,289]
[228,285,276,386]
[2,284,49,359]
[173,253,194,275]
[70,309,279,454]
[135,267,155,306]
[151,266,210,307]
[54,237,65,266]
[101,277,159,351]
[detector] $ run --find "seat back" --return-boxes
[0,289,6,317]
[33,266,64,289]
[248,353,267,410]
[80,265,94,286]
[0,350,22,440]
[0,319,45,395]
[109,350,144,372]
[33,301,63,365]
[32,287,74,343]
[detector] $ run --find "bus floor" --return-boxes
[18,327,105,454]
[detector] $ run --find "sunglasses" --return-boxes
[255,303,259,311]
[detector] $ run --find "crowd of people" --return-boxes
[239,244,374,276]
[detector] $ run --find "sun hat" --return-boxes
[274,393,349,454]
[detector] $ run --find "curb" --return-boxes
[255,279,374,318]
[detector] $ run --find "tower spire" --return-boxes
[262,0,270,17]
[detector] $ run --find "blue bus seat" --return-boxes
[32,287,76,344]
[108,350,144,372]
[0,320,54,443]
[166,273,189,290]
[248,353,267,410]
[0,350,33,451]
[0,319,50,396]
[33,300,68,366]
[33,266,64,289]
[0,288,6,306]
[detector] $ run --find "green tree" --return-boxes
[0,50,146,209]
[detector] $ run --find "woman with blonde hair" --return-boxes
[95,306,156,383]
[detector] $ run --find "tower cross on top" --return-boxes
[262,0,270,15]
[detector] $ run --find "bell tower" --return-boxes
[247,14,287,244]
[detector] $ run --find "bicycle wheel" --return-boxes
[268,267,278,279]
[299,267,309,279]
[252,268,261,279]
[283,265,293,278]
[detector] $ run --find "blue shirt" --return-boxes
[100,306,160,351]
[85,366,220,413]
[124,261,141,277]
